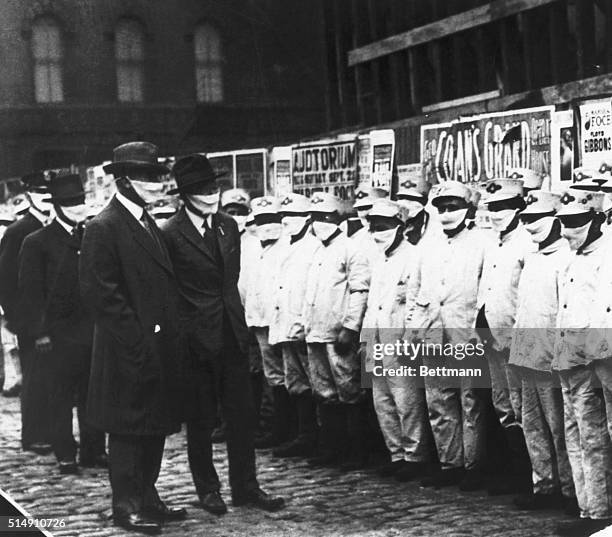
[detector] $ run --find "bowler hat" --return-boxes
[167,154,226,195]
[21,171,48,192]
[103,141,170,176]
[49,172,86,205]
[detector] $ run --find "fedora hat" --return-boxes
[21,171,49,193]
[167,154,226,195]
[49,172,86,205]
[103,141,170,176]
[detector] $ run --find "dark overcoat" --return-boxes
[161,207,250,357]
[0,212,43,332]
[18,220,92,350]
[79,196,181,436]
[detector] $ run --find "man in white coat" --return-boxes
[268,193,321,457]
[362,199,432,481]
[553,189,612,537]
[508,190,576,514]
[395,174,436,245]
[302,192,370,469]
[244,196,293,449]
[405,181,489,490]
[477,178,535,494]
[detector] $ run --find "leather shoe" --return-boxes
[232,487,285,511]
[80,453,108,468]
[199,491,227,515]
[113,513,161,534]
[144,503,187,522]
[58,461,79,475]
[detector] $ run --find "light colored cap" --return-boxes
[507,167,543,190]
[251,196,280,217]
[397,175,430,200]
[557,190,605,217]
[484,178,524,204]
[353,186,388,210]
[570,166,608,191]
[522,190,562,215]
[431,181,472,207]
[367,199,408,223]
[279,193,311,214]
[221,188,251,209]
[310,191,343,213]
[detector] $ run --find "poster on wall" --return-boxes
[578,97,612,171]
[370,129,395,191]
[356,134,371,190]
[420,106,553,185]
[550,110,574,186]
[270,146,292,197]
[291,135,358,200]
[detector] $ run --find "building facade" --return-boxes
[0,0,327,186]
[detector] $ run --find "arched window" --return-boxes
[194,23,223,103]
[32,17,64,103]
[115,19,145,102]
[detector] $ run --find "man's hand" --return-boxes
[288,322,305,341]
[334,327,358,356]
[35,336,52,354]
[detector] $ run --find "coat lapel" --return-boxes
[175,207,218,264]
[214,214,232,264]
[49,220,80,250]
[111,197,173,274]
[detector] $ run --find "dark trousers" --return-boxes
[186,324,258,497]
[108,434,165,517]
[18,335,53,448]
[49,343,105,462]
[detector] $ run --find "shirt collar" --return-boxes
[185,207,212,234]
[116,192,144,222]
[55,217,73,235]
[579,233,606,256]
[28,206,49,225]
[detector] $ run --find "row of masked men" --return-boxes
[236,167,612,537]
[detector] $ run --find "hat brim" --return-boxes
[521,204,558,215]
[397,190,426,201]
[353,200,373,210]
[556,206,592,217]
[431,195,466,208]
[166,171,226,195]
[103,161,170,176]
[569,182,602,192]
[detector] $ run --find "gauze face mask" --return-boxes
[356,209,370,229]
[312,221,338,242]
[489,209,517,233]
[562,221,591,251]
[372,227,399,252]
[256,222,282,242]
[282,215,309,237]
[397,199,424,219]
[129,179,165,205]
[189,192,220,215]
[232,215,248,233]
[28,192,52,215]
[60,204,88,225]
[524,216,556,243]
[438,208,468,231]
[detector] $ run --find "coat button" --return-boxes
[570,278,574,282]
[560,331,565,337]
[378,306,382,310]
[440,301,444,306]
[607,307,611,313]
[563,305,567,309]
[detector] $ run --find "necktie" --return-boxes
[140,212,163,252]
[202,216,211,234]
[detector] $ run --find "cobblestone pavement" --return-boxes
[0,395,572,537]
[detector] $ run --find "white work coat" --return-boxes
[477,224,535,351]
[553,235,609,370]
[351,226,380,269]
[268,232,321,345]
[302,231,370,343]
[244,237,287,328]
[238,231,262,305]
[361,240,415,343]
[509,238,571,371]
[406,226,489,345]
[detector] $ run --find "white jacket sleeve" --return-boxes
[342,244,370,332]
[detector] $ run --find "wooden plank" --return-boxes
[575,0,595,79]
[606,0,612,72]
[348,0,560,66]
[518,12,533,89]
[548,0,566,84]
[421,89,501,113]
[350,0,366,125]
[387,1,408,118]
[430,0,445,103]
[332,0,348,125]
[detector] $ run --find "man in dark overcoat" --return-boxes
[79,142,186,534]
[0,171,53,453]
[18,171,106,474]
[162,154,284,515]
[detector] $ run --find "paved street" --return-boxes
[0,395,572,537]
